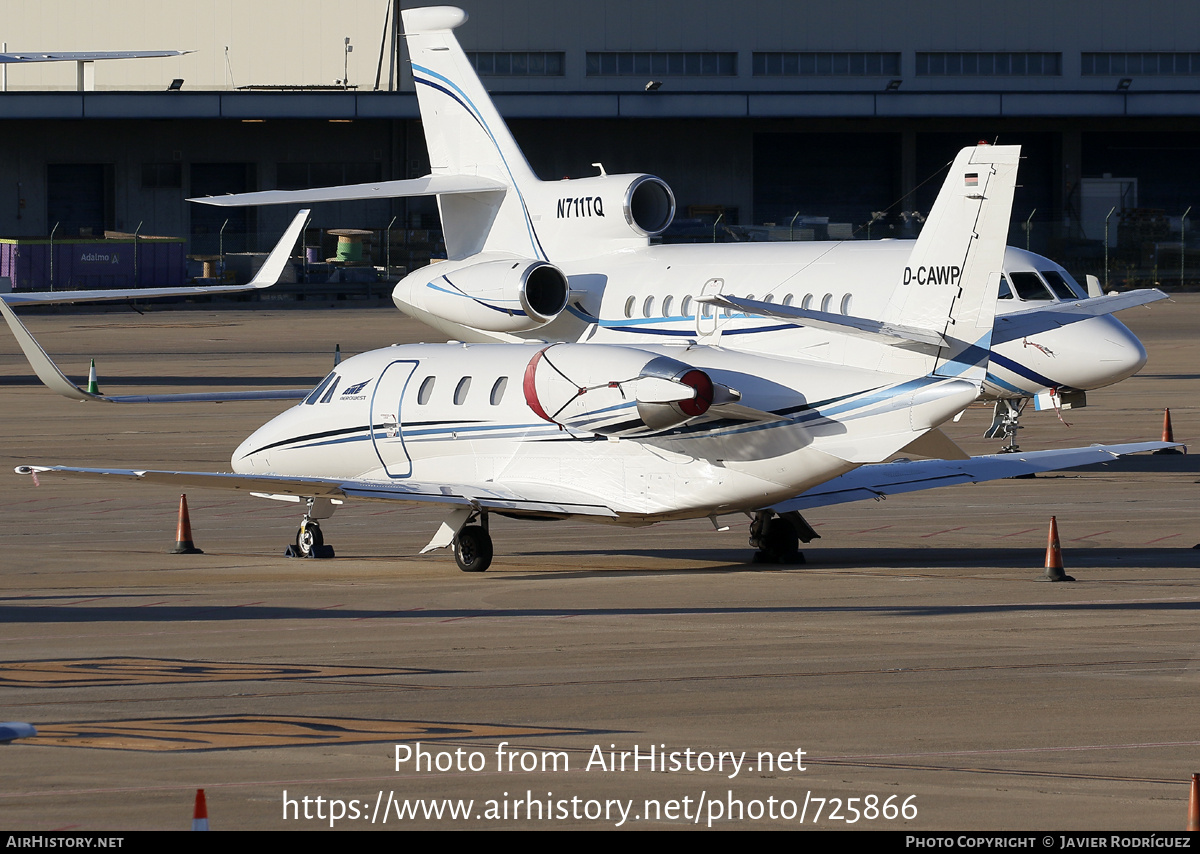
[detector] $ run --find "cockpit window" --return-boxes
[1009,271,1052,301]
[304,371,337,405]
[319,376,340,404]
[998,277,1014,299]
[1040,270,1082,300]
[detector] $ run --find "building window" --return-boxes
[586,52,736,77]
[916,52,1061,76]
[753,52,900,77]
[467,51,564,77]
[1082,52,1200,75]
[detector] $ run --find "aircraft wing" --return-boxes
[1,209,309,306]
[188,175,507,207]
[0,298,311,403]
[770,442,1182,512]
[991,289,1168,344]
[13,466,618,519]
[700,295,947,347]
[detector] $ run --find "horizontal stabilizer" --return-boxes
[0,298,309,403]
[189,175,507,207]
[2,209,309,306]
[701,295,947,347]
[770,441,1182,513]
[991,289,1168,344]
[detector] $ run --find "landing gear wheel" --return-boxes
[454,525,493,573]
[296,519,324,557]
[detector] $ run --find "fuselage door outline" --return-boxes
[370,360,420,478]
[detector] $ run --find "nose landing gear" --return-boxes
[284,497,338,559]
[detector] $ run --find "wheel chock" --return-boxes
[284,544,335,559]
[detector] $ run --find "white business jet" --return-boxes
[190,6,1165,452]
[9,143,1177,571]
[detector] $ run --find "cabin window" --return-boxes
[490,377,508,405]
[801,294,813,310]
[763,293,774,303]
[820,293,833,312]
[1009,271,1051,301]
[304,372,337,405]
[840,294,852,315]
[782,294,794,306]
[624,296,635,318]
[643,295,655,317]
[319,376,340,404]
[681,295,693,318]
[454,377,472,405]
[701,302,713,318]
[661,295,673,317]
[417,376,435,405]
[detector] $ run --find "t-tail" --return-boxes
[876,144,1021,385]
[402,7,677,264]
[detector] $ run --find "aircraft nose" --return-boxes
[1057,316,1147,390]
[232,418,284,473]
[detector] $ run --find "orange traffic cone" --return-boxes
[1039,516,1074,582]
[192,788,209,831]
[1154,408,1184,454]
[171,494,204,555]
[1188,773,1199,831]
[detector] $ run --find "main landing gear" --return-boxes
[454,514,493,573]
[749,510,818,565]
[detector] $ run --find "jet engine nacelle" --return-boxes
[523,343,715,436]
[539,173,676,247]
[393,253,569,333]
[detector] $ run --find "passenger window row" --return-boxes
[417,375,509,406]
[622,292,854,319]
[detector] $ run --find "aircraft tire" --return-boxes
[296,519,324,557]
[455,526,493,572]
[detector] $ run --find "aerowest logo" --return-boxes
[557,196,605,218]
[342,380,371,396]
[903,265,961,286]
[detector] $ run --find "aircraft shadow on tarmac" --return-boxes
[506,545,1200,574]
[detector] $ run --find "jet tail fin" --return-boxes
[403,7,546,260]
[878,144,1021,383]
